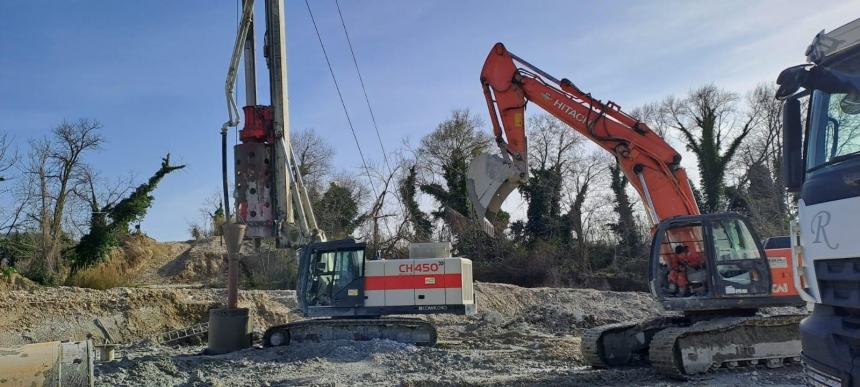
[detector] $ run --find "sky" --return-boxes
[0,0,856,241]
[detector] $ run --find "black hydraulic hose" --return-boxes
[221,129,231,222]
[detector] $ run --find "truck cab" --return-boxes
[778,17,860,386]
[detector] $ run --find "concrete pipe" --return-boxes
[207,307,252,354]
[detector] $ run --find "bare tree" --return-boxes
[520,114,584,242]
[562,151,606,272]
[18,119,103,282]
[729,84,792,236]
[398,164,433,242]
[416,109,491,176]
[365,165,401,252]
[630,101,669,137]
[0,132,16,183]
[0,131,23,233]
[417,109,492,232]
[291,128,334,191]
[186,191,225,239]
[528,114,583,171]
[608,158,645,265]
[69,166,134,236]
[24,138,55,278]
[661,85,758,212]
[329,172,370,208]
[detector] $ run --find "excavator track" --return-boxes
[263,317,437,347]
[583,316,687,368]
[649,314,803,379]
[582,321,640,368]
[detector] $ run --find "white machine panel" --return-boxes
[364,260,385,307]
[384,259,415,306]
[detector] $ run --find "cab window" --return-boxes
[305,248,364,306]
[710,218,763,286]
[710,219,762,262]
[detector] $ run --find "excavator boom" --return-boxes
[468,43,699,233]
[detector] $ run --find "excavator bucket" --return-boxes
[466,153,522,235]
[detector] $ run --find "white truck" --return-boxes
[777,17,860,387]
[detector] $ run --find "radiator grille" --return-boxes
[815,258,860,309]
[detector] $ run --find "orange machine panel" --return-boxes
[765,247,799,297]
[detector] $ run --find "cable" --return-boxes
[334,0,409,226]
[304,0,380,198]
[334,0,392,176]
[306,0,399,243]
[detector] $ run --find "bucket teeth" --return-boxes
[466,153,522,235]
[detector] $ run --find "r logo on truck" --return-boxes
[811,211,839,249]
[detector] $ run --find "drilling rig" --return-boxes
[217,0,475,348]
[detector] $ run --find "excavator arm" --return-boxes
[468,43,699,233]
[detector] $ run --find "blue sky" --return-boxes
[0,0,855,241]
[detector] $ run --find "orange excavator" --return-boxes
[467,43,805,378]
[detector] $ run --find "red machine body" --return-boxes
[235,104,277,238]
[240,105,274,143]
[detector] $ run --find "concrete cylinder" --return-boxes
[207,308,252,354]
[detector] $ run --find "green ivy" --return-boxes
[71,154,185,271]
[399,166,432,241]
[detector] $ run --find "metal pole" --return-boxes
[265,0,294,246]
[243,0,257,106]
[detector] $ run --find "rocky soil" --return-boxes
[0,239,806,386]
[0,286,294,346]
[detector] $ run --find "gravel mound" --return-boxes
[96,338,803,386]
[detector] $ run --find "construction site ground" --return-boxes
[0,239,806,386]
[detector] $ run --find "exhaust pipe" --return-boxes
[465,153,525,235]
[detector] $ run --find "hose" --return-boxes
[219,0,255,222]
[222,129,231,222]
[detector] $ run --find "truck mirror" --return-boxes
[783,98,804,192]
[776,65,808,100]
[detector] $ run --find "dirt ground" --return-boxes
[0,240,806,386]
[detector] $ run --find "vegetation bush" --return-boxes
[67,259,130,289]
[68,234,168,289]
[240,247,299,290]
